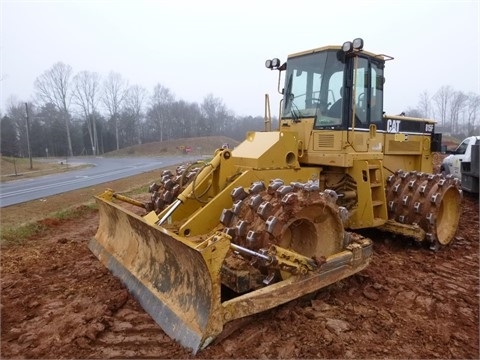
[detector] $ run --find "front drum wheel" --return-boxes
[221,179,345,263]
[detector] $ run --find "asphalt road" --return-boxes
[0,155,200,207]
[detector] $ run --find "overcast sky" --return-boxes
[1,0,479,118]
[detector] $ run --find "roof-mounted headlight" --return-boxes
[353,38,364,50]
[342,38,364,54]
[265,58,281,70]
[342,41,353,53]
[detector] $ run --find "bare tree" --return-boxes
[449,91,468,134]
[149,84,175,142]
[432,85,453,130]
[169,100,202,139]
[102,72,128,150]
[465,92,480,135]
[73,71,101,155]
[125,85,147,144]
[417,90,431,119]
[404,107,423,118]
[34,62,74,156]
[201,94,230,136]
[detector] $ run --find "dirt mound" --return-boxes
[441,135,461,150]
[105,136,239,157]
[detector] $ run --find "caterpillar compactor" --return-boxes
[90,38,462,353]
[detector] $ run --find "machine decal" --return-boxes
[386,119,401,133]
[425,123,434,133]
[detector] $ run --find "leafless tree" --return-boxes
[149,84,175,142]
[417,90,431,119]
[102,72,128,150]
[404,107,423,118]
[34,62,74,156]
[73,71,101,155]
[125,85,147,144]
[201,94,230,135]
[432,85,453,130]
[449,91,468,134]
[465,93,480,135]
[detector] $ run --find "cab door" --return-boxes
[348,56,384,153]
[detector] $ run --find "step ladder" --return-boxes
[366,160,388,227]
[348,159,388,229]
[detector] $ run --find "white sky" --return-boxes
[1,0,479,118]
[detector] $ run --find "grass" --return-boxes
[0,222,47,246]
[0,203,98,246]
[0,174,163,246]
[54,202,98,220]
[123,184,151,196]
[1,156,91,182]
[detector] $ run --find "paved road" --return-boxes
[0,155,200,207]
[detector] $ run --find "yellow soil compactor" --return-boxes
[89,38,462,353]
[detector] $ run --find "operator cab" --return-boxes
[267,38,386,131]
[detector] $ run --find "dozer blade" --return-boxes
[89,196,230,353]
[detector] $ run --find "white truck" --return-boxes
[441,136,480,193]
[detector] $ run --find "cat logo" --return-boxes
[425,124,434,133]
[387,119,401,133]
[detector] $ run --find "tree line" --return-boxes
[405,87,479,138]
[0,62,270,158]
[1,61,479,158]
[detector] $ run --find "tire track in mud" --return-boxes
[93,305,190,359]
[1,198,478,359]
[93,315,179,358]
[358,232,479,359]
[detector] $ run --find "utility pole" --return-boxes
[25,103,33,170]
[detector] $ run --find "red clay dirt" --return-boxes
[1,195,479,358]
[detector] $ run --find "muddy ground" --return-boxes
[1,190,479,359]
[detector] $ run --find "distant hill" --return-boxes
[441,135,461,150]
[104,136,240,157]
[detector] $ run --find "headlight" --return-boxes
[271,58,280,68]
[353,38,364,50]
[342,41,353,53]
[265,59,273,69]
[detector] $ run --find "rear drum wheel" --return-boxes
[386,170,462,248]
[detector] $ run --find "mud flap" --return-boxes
[89,197,230,353]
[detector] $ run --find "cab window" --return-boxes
[352,57,384,129]
[455,140,469,154]
[353,58,368,127]
[282,50,345,128]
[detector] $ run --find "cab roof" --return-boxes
[288,45,384,61]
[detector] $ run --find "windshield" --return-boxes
[283,50,345,127]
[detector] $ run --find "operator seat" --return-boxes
[328,98,342,117]
[327,87,343,118]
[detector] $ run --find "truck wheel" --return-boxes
[440,164,449,176]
